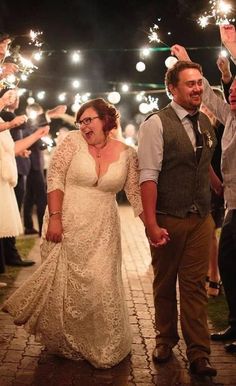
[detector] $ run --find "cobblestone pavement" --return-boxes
[0,203,236,386]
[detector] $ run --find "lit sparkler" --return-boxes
[148,20,171,48]
[145,96,159,111]
[148,24,161,43]
[0,30,43,89]
[29,30,44,47]
[198,0,235,28]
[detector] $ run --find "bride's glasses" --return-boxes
[75,116,99,128]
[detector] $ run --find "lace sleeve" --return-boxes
[124,147,143,217]
[47,131,79,193]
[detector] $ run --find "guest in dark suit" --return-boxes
[23,103,67,236]
[23,104,47,236]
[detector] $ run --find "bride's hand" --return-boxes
[46,217,63,243]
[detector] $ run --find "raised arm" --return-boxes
[220,24,236,59]
[0,90,18,115]
[170,45,191,61]
[14,126,50,155]
[217,56,233,85]
[171,43,230,124]
[0,114,27,133]
[216,56,233,102]
[0,63,18,80]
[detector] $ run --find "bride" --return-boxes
[3,98,144,368]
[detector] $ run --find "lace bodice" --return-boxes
[47,130,143,216]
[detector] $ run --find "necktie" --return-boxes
[187,113,203,163]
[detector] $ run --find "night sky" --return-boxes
[0,0,234,124]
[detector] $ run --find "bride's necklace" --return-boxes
[93,138,109,158]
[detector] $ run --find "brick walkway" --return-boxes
[0,203,236,386]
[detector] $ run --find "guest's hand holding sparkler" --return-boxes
[220,24,236,58]
[217,55,232,84]
[0,63,18,79]
[170,45,190,61]
[0,89,18,111]
[0,114,27,132]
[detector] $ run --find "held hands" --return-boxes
[146,224,170,248]
[212,178,224,197]
[170,44,191,61]
[209,165,224,197]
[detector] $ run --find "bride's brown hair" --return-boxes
[76,98,120,133]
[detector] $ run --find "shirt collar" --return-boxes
[170,100,199,121]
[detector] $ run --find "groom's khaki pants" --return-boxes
[150,213,214,363]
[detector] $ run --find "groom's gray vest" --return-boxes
[146,105,216,218]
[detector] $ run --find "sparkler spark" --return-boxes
[0,30,43,89]
[145,96,159,111]
[29,30,43,47]
[198,0,235,28]
[148,21,171,48]
[148,24,161,43]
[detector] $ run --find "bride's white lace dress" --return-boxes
[3,130,143,368]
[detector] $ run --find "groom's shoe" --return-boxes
[211,326,236,341]
[190,358,217,377]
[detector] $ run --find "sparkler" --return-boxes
[0,30,43,89]
[148,20,171,48]
[198,0,235,28]
[145,96,159,111]
[29,30,44,47]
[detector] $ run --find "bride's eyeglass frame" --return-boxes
[74,116,99,128]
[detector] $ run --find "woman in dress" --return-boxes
[3,98,144,368]
[0,90,49,286]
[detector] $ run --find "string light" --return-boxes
[136,61,146,72]
[71,51,81,63]
[136,91,145,102]
[165,56,178,69]
[141,47,151,57]
[72,80,80,88]
[121,84,129,92]
[37,91,45,100]
[107,91,121,104]
[58,92,66,102]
